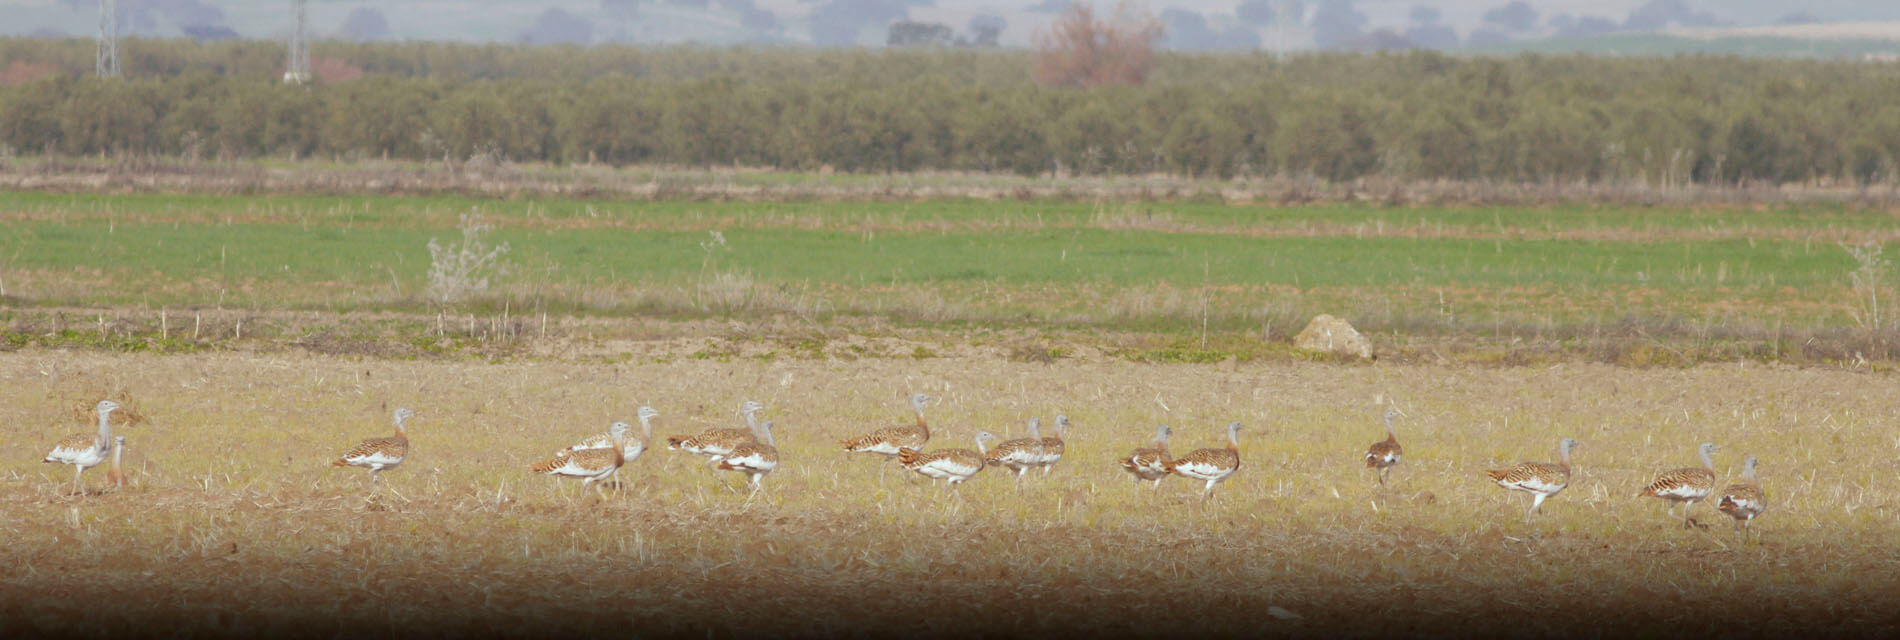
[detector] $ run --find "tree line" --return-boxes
[4,38,1900,184]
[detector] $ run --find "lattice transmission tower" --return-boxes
[284,0,311,84]
[95,0,119,77]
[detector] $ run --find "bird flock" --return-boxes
[39,395,1770,533]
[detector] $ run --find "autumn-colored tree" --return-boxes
[1033,2,1163,88]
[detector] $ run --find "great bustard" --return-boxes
[718,420,781,493]
[1037,414,1069,475]
[105,435,126,491]
[1165,421,1242,499]
[1485,437,1578,519]
[667,401,762,467]
[983,417,1044,482]
[1638,442,1719,529]
[1364,408,1405,486]
[565,406,658,486]
[1118,424,1172,489]
[331,408,414,490]
[41,400,120,496]
[529,421,630,501]
[897,431,995,489]
[1715,455,1767,535]
[841,393,933,458]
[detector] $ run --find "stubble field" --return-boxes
[2,348,1896,637]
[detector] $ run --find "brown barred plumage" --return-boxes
[1716,456,1767,534]
[1119,424,1172,489]
[1363,408,1405,486]
[331,408,414,490]
[1638,442,1719,528]
[841,393,933,458]
[1484,437,1577,519]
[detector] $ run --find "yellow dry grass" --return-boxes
[1,349,1896,636]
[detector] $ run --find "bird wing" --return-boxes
[1366,440,1401,466]
[337,436,407,465]
[1168,448,1238,477]
[1717,484,1766,517]
[531,448,618,476]
[1639,467,1715,498]
[719,444,779,472]
[1487,462,1567,492]
[44,432,102,461]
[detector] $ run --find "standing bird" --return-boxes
[1118,424,1173,489]
[718,420,781,493]
[565,406,659,486]
[105,436,127,490]
[1715,456,1767,535]
[1037,415,1069,475]
[1364,408,1406,487]
[1485,437,1579,519]
[1166,422,1243,499]
[42,400,120,496]
[667,401,762,467]
[331,407,414,490]
[897,432,996,489]
[983,417,1044,482]
[841,393,933,460]
[529,422,630,501]
[1638,442,1720,529]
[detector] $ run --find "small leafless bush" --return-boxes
[426,212,513,305]
[1033,1,1163,88]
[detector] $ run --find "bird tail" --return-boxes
[840,434,874,451]
[1118,456,1137,471]
[330,458,349,467]
[1483,468,1509,481]
[665,435,692,450]
[528,456,566,474]
[895,447,923,466]
[1636,486,1658,498]
[1365,454,1378,468]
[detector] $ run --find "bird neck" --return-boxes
[97,411,113,441]
[1697,448,1713,471]
[639,417,653,443]
[393,423,408,440]
[975,437,989,455]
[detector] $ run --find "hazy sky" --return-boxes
[5,0,1898,47]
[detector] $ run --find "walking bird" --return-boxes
[668,401,762,467]
[842,393,933,458]
[897,431,995,489]
[529,422,630,501]
[718,420,781,493]
[1485,437,1578,519]
[1715,455,1767,534]
[1165,421,1242,499]
[1364,408,1405,486]
[331,407,414,489]
[983,418,1044,481]
[565,406,658,486]
[1638,442,1720,529]
[105,435,126,490]
[42,400,120,496]
[1118,424,1172,489]
[1037,414,1068,474]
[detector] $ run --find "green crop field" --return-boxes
[1,192,1887,332]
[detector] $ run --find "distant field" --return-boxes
[1,350,1893,635]
[1,192,1889,327]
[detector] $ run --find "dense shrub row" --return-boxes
[5,38,1900,183]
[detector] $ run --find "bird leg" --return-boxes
[1528,493,1547,519]
[592,479,610,502]
[71,465,84,497]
